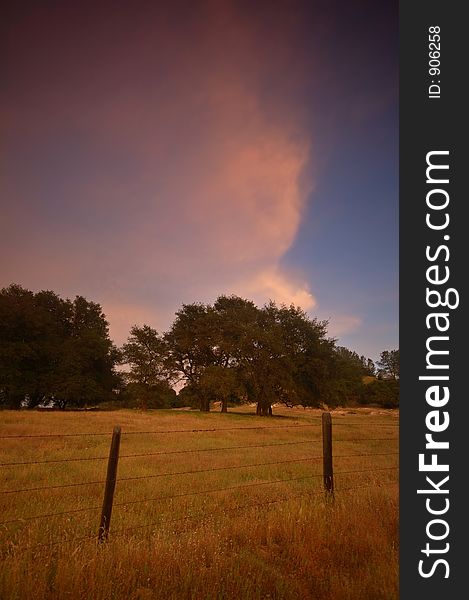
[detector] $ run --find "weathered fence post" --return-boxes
[322,412,334,496]
[98,425,121,543]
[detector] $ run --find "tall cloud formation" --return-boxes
[1,1,317,342]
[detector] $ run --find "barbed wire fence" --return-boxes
[0,413,398,550]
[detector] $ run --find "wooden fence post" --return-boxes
[98,425,121,543]
[322,412,334,496]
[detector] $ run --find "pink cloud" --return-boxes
[1,1,319,345]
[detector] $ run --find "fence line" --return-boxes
[0,466,399,528]
[0,423,323,440]
[335,437,397,441]
[0,450,399,496]
[0,478,107,495]
[0,439,321,467]
[108,479,399,542]
[334,466,398,475]
[0,439,398,468]
[0,419,400,440]
[0,458,398,500]
[14,479,398,553]
[333,423,398,427]
[333,452,398,458]
[0,412,399,547]
[0,432,117,439]
[0,456,321,496]
[0,474,322,526]
[82,456,320,483]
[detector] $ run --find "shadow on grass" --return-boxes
[209,409,321,421]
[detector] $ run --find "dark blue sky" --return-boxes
[286,101,398,358]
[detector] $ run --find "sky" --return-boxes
[0,0,398,362]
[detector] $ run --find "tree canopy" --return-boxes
[120,325,175,409]
[0,284,120,408]
[161,295,370,415]
[1,284,397,412]
[376,349,400,380]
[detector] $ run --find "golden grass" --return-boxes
[0,407,399,599]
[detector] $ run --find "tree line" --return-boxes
[0,284,399,413]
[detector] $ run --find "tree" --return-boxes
[176,382,200,409]
[359,379,399,408]
[211,296,265,413]
[0,284,120,408]
[26,289,74,407]
[164,295,344,415]
[321,346,367,407]
[51,295,120,408]
[360,355,376,377]
[121,325,174,409]
[164,303,219,411]
[122,325,167,385]
[376,349,399,380]
[210,299,335,415]
[198,365,245,413]
[252,302,333,413]
[208,296,288,416]
[0,284,39,408]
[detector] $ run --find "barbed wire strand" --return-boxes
[0,451,399,496]
[335,437,398,442]
[334,466,398,475]
[0,423,324,440]
[0,419,400,440]
[334,422,398,427]
[16,480,398,552]
[334,451,398,458]
[11,492,326,552]
[0,456,320,495]
[0,478,106,495]
[0,439,321,467]
[0,465,398,525]
[0,474,322,526]
[0,439,398,468]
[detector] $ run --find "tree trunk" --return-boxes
[221,398,228,413]
[200,397,210,412]
[256,402,272,416]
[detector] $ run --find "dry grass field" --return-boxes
[0,406,399,600]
